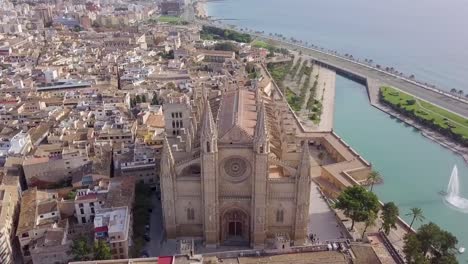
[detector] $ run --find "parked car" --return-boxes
[332,243,339,250]
[145,224,150,231]
[140,250,149,258]
[144,234,151,242]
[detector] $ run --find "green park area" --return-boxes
[201,26,252,43]
[252,40,290,55]
[252,40,273,50]
[146,15,188,25]
[380,86,468,143]
[158,15,181,23]
[267,59,322,122]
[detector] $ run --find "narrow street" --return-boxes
[143,193,177,257]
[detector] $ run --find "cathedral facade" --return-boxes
[159,82,314,248]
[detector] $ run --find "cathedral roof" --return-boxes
[254,100,269,142]
[216,88,257,139]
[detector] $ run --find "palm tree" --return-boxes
[317,152,325,165]
[406,207,425,229]
[362,211,377,239]
[367,170,382,192]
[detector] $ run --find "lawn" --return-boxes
[380,86,468,139]
[251,40,290,55]
[158,15,181,23]
[252,40,271,49]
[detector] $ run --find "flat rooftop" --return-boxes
[94,206,129,235]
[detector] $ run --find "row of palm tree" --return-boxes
[449,88,467,98]
[367,170,425,229]
[406,207,425,229]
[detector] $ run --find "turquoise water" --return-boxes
[333,76,468,261]
[206,0,468,259]
[205,0,468,92]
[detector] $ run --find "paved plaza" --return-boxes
[307,182,348,243]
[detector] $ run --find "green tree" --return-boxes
[213,42,239,52]
[93,240,112,260]
[403,233,429,264]
[361,210,377,239]
[334,185,380,231]
[141,94,146,103]
[151,92,159,105]
[417,222,458,257]
[70,236,91,261]
[381,202,399,235]
[131,182,153,257]
[166,82,176,90]
[135,95,142,103]
[403,222,458,264]
[367,170,382,192]
[317,152,325,163]
[406,207,425,229]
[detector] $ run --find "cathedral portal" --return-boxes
[221,208,249,245]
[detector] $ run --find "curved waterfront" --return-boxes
[334,76,468,262]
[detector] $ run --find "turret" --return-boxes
[253,101,269,154]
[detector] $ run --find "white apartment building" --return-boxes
[94,207,132,259]
[74,180,110,224]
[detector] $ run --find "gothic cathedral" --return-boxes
[159,83,312,248]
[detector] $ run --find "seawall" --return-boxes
[311,58,468,163]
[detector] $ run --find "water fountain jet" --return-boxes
[445,165,468,213]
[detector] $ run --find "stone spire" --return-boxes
[201,99,216,139]
[254,100,269,154]
[298,141,312,179]
[201,99,217,153]
[161,134,174,176]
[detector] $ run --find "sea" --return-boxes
[206,0,468,261]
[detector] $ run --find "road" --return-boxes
[195,19,468,118]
